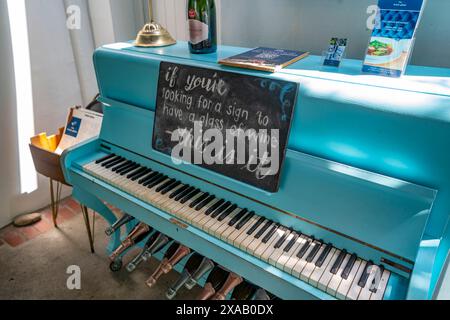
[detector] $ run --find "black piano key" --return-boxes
[195,195,215,211]
[101,155,121,167]
[130,168,151,181]
[229,209,248,227]
[95,153,115,164]
[156,179,176,193]
[180,188,201,204]
[341,254,357,280]
[217,204,238,222]
[117,163,137,175]
[127,166,147,179]
[190,193,209,208]
[174,186,195,202]
[147,175,167,189]
[143,173,163,187]
[358,261,374,288]
[262,224,279,243]
[120,163,139,175]
[254,220,273,239]
[112,160,132,172]
[104,157,125,168]
[210,201,231,219]
[330,249,347,274]
[161,180,181,194]
[246,216,265,235]
[139,171,157,185]
[235,211,255,230]
[106,158,127,170]
[273,228,288,249]
[296,237,313,259]
[315,243,333,267]
[170,184,188,199]
[283,232,299,252]
[306,241,322,263]
[369,265,385,293]
[205,199,225,216]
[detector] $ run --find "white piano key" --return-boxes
[153,185,185,208]
[336,259,362,300]
[240,220,270,252]
[326,253,351,296]
[141,179,171,202]
[369,269,390,300]
[317,249,341,292]
[228,216,259,246]
[291,241,317,278]
[279,235,305,272]
[219,212,253,241]
[309,248,336,287]
[207,208,236,235]
[300,243,325,282]
[254,226,283,260]
[245,222,274,255]
[345,260,367,300]
[172,192,204,218]
[235,218,266,250]
[262,229,289,263]
[211,209,241,238]
[358,264,383,300]
[190,207,216,228]
[186,199,220,224]
[268,231,293,266]
[283,235,308,274]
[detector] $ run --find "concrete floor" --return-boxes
[0,212,200,300]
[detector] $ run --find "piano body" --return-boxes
[61,42,450,300]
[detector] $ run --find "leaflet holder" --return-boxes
[29,107,95,253]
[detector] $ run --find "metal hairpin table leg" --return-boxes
[81,205,95,254]
[49,179,62,228]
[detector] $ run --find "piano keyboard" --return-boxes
[84,154,391,300]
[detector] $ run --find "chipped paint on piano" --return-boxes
[61,41,450,300]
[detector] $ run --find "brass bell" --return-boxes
[135,21,176,47]
[134,0,176,48]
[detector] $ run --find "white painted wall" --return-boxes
[0,0,147,228]
[157,0,450,68]
[220,0,450,68]
[0,0,19,228]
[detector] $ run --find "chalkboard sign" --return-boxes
[152,62,298,192]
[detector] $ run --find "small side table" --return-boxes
[29,129,95,253]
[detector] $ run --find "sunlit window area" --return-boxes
[7,0,37,194]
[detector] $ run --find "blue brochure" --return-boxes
[362,0,426,77]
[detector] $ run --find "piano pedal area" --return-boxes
[104,216,280,300]
[86,154,392,301]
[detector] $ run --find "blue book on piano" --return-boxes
[362,0,426,77]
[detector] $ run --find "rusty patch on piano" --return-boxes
[170,218,188,229]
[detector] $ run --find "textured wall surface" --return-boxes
[220,0,450,68]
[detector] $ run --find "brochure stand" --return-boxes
[320,50,347,70]
[29,106,100,253]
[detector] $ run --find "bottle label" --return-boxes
[189,19,209,45]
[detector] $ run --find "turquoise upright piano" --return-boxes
[61,41,450,300]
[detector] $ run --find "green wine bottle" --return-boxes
[188,0,217,54]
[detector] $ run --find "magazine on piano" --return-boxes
[362,0,426,77]
[219,47,309,73]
